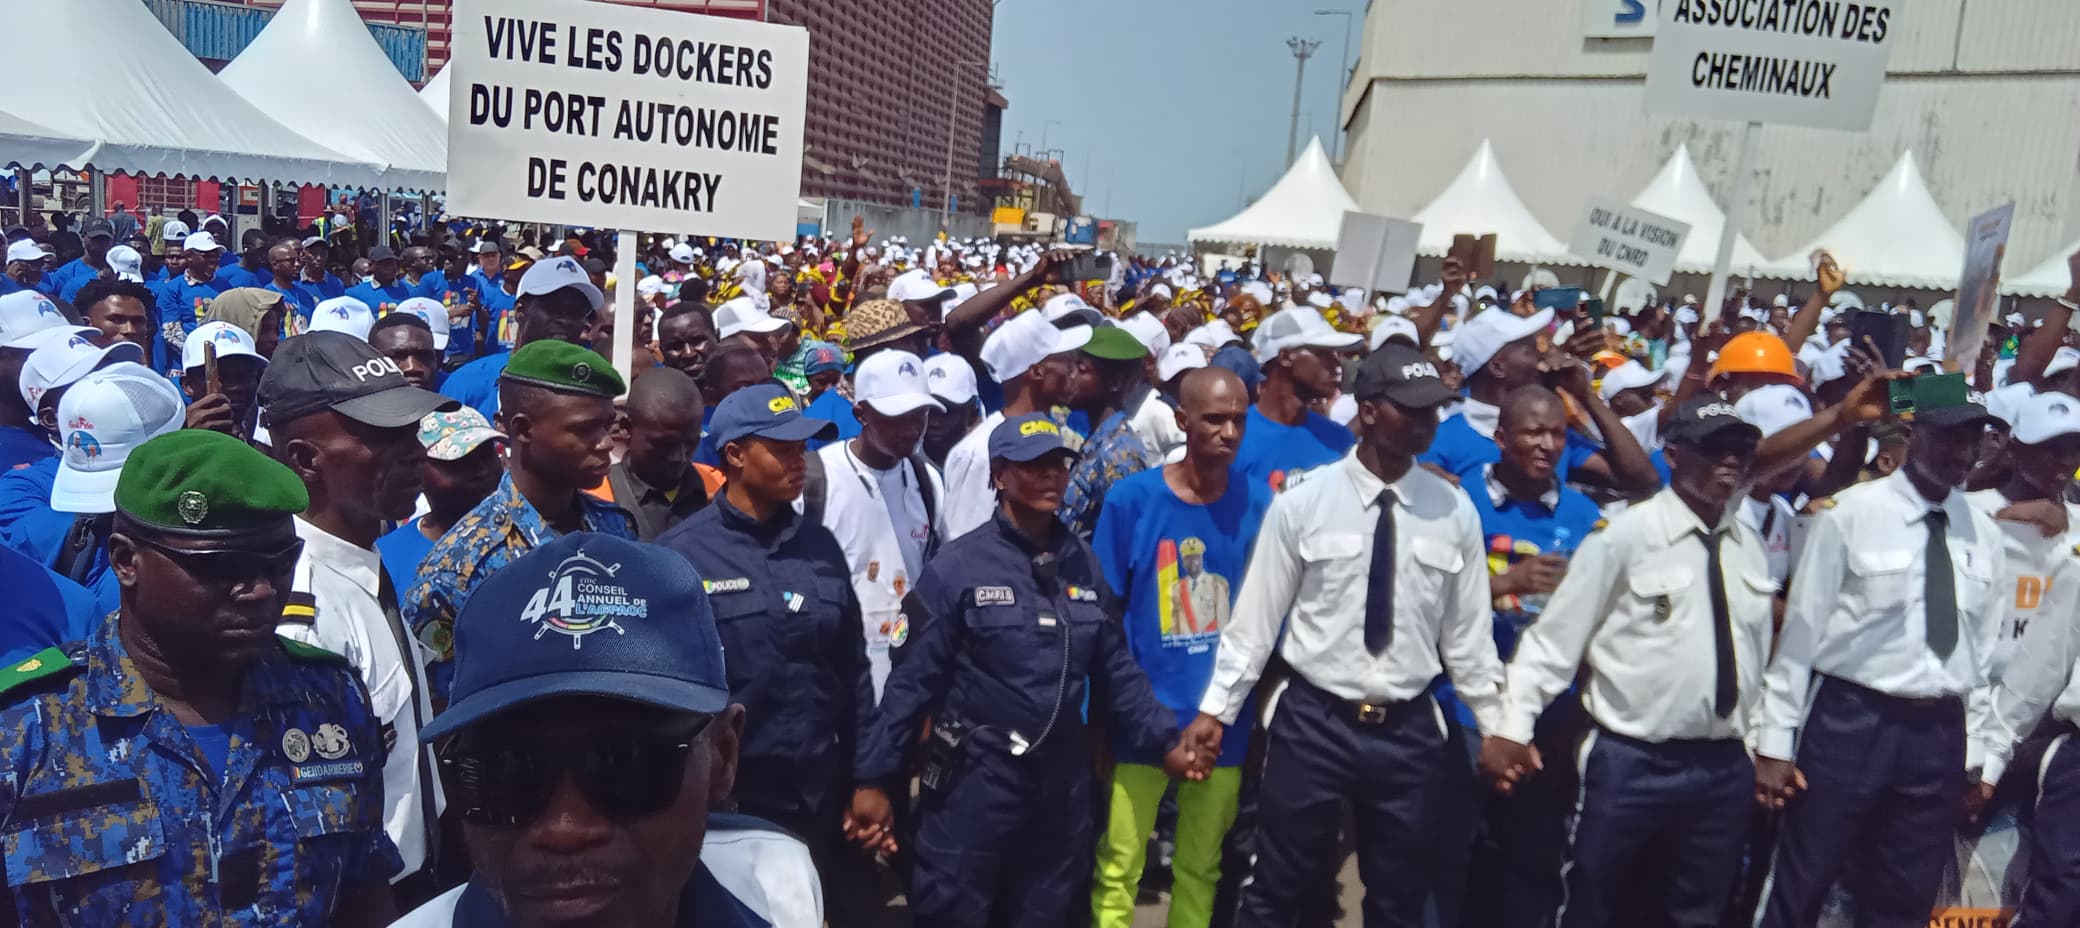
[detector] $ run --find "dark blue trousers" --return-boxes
[1554,729,1751,928]
[2018,729,2080,926]
[910,747,1092,928]
[1760,676,1965,928]
[1238,677,1443,928]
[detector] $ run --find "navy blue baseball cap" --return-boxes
[708,383,838,449]
[989,412,1076,463]
[420,533,730,742]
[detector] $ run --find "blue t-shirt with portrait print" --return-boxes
[1232,406,1353,494]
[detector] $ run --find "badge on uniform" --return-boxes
[286,723,366,783]
[974,586,1016,607]
[1065,584,1098,603]
[890,614,910,647]
[703,577,751,595]
[783,592,805,613]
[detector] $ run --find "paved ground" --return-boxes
[1130,853,1364,928]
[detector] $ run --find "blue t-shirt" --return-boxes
[1233,406,1354,493]
[0,426,54,472]
[183,716,248,781]
[300,275,347,303]
[480,285,519,351]
[802,389,861,451]
[157,276,226,340]
[376,518,438,591]
[0,542,98,667]
[344,280,413,317]
[1093,466,1272,767]
[0,456,60,539]
[1420,411,1599,485]
[212,264,266,290]
[264,281,316,324]
[440,349,511,417]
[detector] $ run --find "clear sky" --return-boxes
[989,0,1364,247]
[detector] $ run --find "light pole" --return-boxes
[941,59,989,234]
[1313,9,1353,161]
[1285,37,1321,165]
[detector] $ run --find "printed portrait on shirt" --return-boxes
[1157,537,1227,650]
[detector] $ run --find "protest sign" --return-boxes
[1945,202,2014,372]
[1645,0,1901,131]
[1330,212,1423,294]
[445,0,809,241]
[1568,199,1690,287]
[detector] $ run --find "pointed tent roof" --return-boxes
[420,66,451,122]
[1188,138,1358,250]
[1758,151,1964,290]
[1412,140,1575,264]
[219,0,446,192]
[2004,241,2077,298]
[1630,144,1771,274]
[8,0,380,186]
[0,110,96,172]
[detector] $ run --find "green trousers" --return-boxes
[1090,763,1242,928]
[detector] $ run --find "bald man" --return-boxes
[596,367,719,541]
[1090,367,1274,928]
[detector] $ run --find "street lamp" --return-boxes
[941,59,990,233]
[1314,9,1354,161]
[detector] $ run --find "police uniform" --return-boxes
[0,429,400,924]
[857,415,1178,928]
[405,341,635,706]
[1500,403,1775,928]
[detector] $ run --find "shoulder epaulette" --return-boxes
[1815,498,1838,511]
[2070,542,2080,558]
[1590,518,1610,533]
[0,647,83,696]
[280,591,317,626]
[276,637,347,662]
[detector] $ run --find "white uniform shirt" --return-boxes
[1198,451,1504,732]
[1127,389,1186,464]
[279,517,442,878]
[1758,469,2007,762]
[1737,494,1799,590]
[798,441,947,701]
[1982,547,2080,783]
[939,410,1005,541]
[1501,489,1776,745]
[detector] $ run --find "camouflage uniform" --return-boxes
[0,609,399,925]
[405,473,636,705]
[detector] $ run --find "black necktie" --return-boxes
[1924,509,1958,659]
[1701,530,1737,718]
[1365,490,1396,656]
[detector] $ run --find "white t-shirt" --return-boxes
[1966,489,2080,684]
[799,442,946,700]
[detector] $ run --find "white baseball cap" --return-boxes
[1183,320,1239,350]
[1733,383,1813,439]
[1251,307,1361,364]
[159,220,191,244]
[21,331,143,410]
[51,361,186,514]
[1452,308,1554,375]
[669,243,697,265]
[889,268,955,306]
[517,254,606,310]
[2046,347,2080,379]
[392,297,452,351]
[1369,315,1420,351]
[853,350,944,417]
[2012,391,2080,445]
[1596,360,1665,402]
[181,321,266,372]
[308,296,375,342]
[182,231,224,253]
[923,354,978,405]
[5,240,42,264]
[0,291,72,349]
[980,309,1092,382]
[1119,311,1171,356]
[1149,283,1174,301]
[636,275,670,300]
[1042,292,1102,325]
[106,246,144,283]
[1158,343,1210,383]
[715,297,789,339]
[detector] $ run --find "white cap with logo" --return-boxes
[1251,307,1361,364]
[517,255,605,310]
[182,231,224,253]
[1157,343,1210,383]
[715,297,789,339]
[182,321,266,372]
[393,297,453,351]
[980,310,1092,382]
[923,354,979,405]
[51,361,187,514]
[107,246,144,283]
[1452,307,1554,375]
[21,330,143,410]
[0,291,72,349]
[853,350,945,417]
[308,297,375,342]
[2012,391,2080,445]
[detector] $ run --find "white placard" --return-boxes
[1645,0,1900,131]
[1583,0,1659,38]
[1568,199,1690,287]
[445,0,809,240]
[1329,212,1423,295]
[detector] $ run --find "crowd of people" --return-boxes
[0,192,2079,928]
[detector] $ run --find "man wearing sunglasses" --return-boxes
[393,532,795,928]
[0,429,401,926]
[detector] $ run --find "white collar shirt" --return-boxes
[1758,469,2006,762]
[939,410,1005,541]
[1199,451,1504,732]
[1460,396,1500,440]
[1501,489,1774,744]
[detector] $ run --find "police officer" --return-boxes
[852,412,1204,928]
[0,429,400,925]
[1484,397,1775,928]
[1758,374,2007,928]
[657,384,872,859]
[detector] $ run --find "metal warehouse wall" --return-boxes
[1339,0,2080,270]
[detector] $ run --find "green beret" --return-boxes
[115,430,308,534]
[1082,326,1150,361]
[500,340,625,398]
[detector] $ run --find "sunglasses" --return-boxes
[441,715,715,827]
[131,535,303,587]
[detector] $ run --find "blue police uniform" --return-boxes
[0,609,401,923]
[404,472,635,705]
[438,350,511,418]
[657,495,872,849]
[0,544,96,666]
[859,511,1178,927]
[344,280,412,318]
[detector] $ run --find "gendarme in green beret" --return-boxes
[115,430,309,533]
[500,340,626,398]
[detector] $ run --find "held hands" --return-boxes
[1477,736,1542,796]
[1164,713,1227,782]
[844,787,898,854]
[1754,756,1805,810]
[1963,780,1996,825]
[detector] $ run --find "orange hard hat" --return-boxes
[1708,331,1801,383]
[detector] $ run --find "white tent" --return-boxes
[1758,151,1964,290]
[420,65,450,122]
[1412,140,1575,264]
[0,110,96,172]
[1188,138,1358,250]
[7,0,381,185]
[1630,143,1771,274]
[220,0,446,192]
[2004,241,2077,298]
